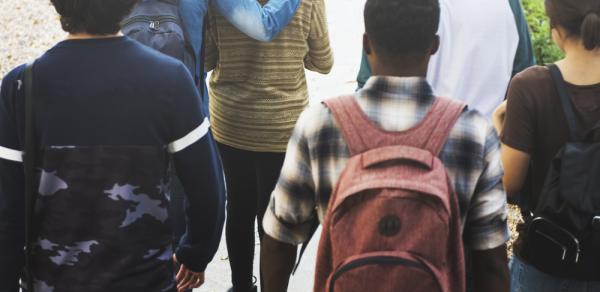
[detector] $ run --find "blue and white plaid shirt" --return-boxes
[263,76,509,251]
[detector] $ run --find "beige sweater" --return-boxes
[205,0,333,152]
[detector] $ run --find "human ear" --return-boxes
[430,35,440,56]
[551,27,565,51]
[363,33,373,55]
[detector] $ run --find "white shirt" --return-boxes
[427,0,519,117]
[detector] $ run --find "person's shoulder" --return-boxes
[457,107,490,131]
[121,39,196,95]
[1,64,27,104]
[1,64,27,87]
[508,65,554,107]
[305,0,325,12]
[124,38,189,74]
[512,65,552,88]
[132,43,182,66]
[450,107,495,147]
[296,101,334,134]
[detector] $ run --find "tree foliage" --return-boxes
[523,0,564,64]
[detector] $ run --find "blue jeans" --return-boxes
[511,257,600,292]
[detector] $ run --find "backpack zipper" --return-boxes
[329,256,434,292]
[122,15,179,31]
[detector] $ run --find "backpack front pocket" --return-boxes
[122,15,191,69]
[327,251,444,292]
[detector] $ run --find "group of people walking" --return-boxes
[0,0,599,292]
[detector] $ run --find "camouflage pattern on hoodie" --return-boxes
[30,146,176,292]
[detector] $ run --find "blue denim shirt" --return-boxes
[179,0,300,114]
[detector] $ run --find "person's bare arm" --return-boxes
[492,78,533,199]
[501,144,531,198]
[471,245,510,292]
[465,114,510,292]
[261,234,297,292]
[260,107,324,291]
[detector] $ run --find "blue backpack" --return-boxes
[122,0,204,88]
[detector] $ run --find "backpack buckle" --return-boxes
[149,21,161,31]
[592,216,600,231]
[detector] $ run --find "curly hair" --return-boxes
[364,0,440,59]
[51,0,138,35]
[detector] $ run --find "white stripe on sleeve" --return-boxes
[168,118,211,153]
[0,145,23,163]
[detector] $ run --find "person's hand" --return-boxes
[492,100,507,135]
[173,254,205,292]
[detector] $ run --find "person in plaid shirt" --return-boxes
[260,0,510,291]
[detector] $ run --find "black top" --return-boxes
[0,37,225,291]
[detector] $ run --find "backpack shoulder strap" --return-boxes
[23,61,37,292]
[322,95,371,155]
[178,0,204,87]
[296,95,372,273]
[325,95,466,156]
[548,64,579,141]
[422,97,467,156]
[291,219,319,275]
[199,17,207,100]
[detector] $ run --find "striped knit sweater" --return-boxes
[205,0,333,152]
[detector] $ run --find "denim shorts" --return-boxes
[510,256,600,292]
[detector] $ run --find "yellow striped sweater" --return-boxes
[205,0,333,152]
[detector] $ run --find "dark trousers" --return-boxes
[217,142,285,291]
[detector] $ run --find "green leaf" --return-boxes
[523,0,564,64]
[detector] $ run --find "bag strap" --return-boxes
[421,97,467,156]
[291,220,319,275]
[293,95,366,273]
[324,95,466,156]
[548,64,580,141]
[199,17,207,101]
[178,0,204,91]
[23,61,37,292]
[322,95,367,155]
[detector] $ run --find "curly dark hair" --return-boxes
[50,0,138,35]
[364,0,440,59]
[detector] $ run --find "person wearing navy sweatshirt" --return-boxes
[0,1,230,291]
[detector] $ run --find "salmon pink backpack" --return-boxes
[314,96,466,292]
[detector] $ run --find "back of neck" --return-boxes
[67,33,121,40]
[557,44,600,86]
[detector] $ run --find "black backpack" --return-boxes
[521,64,600,280]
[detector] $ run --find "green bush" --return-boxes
[523,0,564,64]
